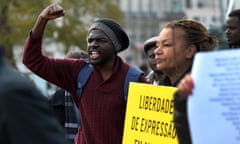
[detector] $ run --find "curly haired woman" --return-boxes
[154,18,218,144]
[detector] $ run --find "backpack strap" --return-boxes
[124,66,143,101]
[77,62,93,100]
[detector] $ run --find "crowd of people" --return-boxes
[1,2,240,144]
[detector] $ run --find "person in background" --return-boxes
[143,36,163,85]
[49,50,88,144]
[22,3,147,144]
[225,9,240,48]
[174,9,240,143]
[0,44,68,144]
[154,18,218,144]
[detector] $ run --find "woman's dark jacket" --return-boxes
[158,67,192,144]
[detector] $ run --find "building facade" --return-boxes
[118,0,239,68]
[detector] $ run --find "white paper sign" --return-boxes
[188,49,240,144]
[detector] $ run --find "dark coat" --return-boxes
[0,47,68,144]
[159,68,192,144]
[174,92,191,144]
[48,88,66,126]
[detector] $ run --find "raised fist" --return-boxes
[39,3,64,20]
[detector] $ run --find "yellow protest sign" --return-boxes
[122,82,178,144]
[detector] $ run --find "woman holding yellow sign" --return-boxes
[154,18,218,144]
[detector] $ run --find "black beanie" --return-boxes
[143,36,158,53]
[88,18,129,52]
